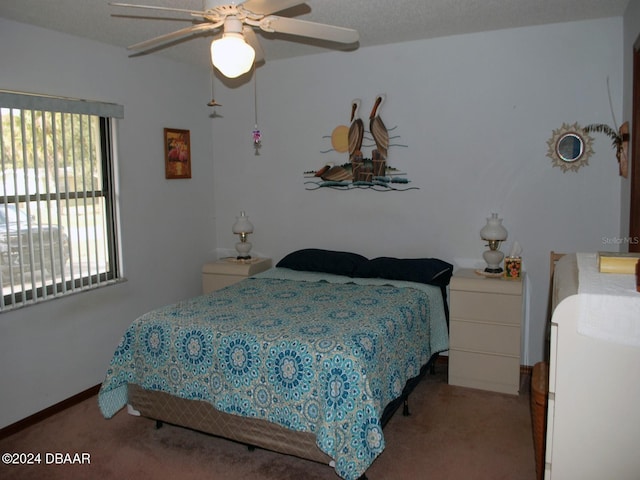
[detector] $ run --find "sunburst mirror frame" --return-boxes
[546,122,594,173]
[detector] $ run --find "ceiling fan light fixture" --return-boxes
[211,33,255,79]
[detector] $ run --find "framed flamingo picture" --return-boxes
[164,128,191,179]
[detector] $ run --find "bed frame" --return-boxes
[127,353,440,479]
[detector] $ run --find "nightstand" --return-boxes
[202,257,272,294]
[448,268,524,394]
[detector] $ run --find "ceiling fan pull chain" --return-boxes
[252,126,262,146]
[252,64,262,154]
[207,66,222,108]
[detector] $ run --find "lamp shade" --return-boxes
[211,33,255,79]
[480,213,508,241]
[232,211,254,235]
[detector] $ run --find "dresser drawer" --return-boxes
[450,290,521,325]
[449,349,520,394]
[450,319,520,356]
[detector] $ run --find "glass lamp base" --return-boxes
[484,267,504,274]
[235,239,252,260]
[483,249,504,274]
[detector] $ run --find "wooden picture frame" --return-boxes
[164,128,191,179]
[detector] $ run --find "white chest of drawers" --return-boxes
[448,269,524,394]
[544,254,640,480]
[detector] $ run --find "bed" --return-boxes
[98,249,452,480]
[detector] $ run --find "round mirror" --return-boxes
[557,133,583,162]
[546,123,593,172]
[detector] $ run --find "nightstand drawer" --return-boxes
[450,290,521,325]
[450,319,520,356]
[202,258,272,294]
[449,350,520,394]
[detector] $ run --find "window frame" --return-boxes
[0,90,123,310]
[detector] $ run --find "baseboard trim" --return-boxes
[0,384,101,440]
[435,354,449,366]
[521,364,533,375]
[520,365,533,394]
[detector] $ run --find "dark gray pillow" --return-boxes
[354,257,453,286]
[276,249,368,277]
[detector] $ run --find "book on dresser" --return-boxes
[597,251,640,274]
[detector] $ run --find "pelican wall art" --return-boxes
[305,95,414,191]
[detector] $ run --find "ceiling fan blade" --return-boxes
[128,22,223,52]
[243,26,265,63]
[241,0,305,15]
[260,16,359,44]
[110,2,207,17]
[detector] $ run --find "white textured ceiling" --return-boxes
[0,0,630,69]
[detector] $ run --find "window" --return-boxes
[0,91,123,310]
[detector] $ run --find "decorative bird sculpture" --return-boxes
[314,163,332,177]
[369,94,389,160]
[348,99,364,161]
[320,163,352,182]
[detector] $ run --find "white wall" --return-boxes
[0,19,215,428]
[212,17,624,367]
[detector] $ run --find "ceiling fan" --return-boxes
[110,0,360,77]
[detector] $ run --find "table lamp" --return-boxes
[232,211,254,259]
[480,213,508,273]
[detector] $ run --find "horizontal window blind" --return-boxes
[0,91,122,310]
[0,90,124,118]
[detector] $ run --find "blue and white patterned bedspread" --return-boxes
[98,269,448,480]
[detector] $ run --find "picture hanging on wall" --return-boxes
[164,128,191,179]
[304,95,414,191]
